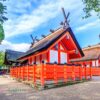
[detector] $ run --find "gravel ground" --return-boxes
[0,75,100,100]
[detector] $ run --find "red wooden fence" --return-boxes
[92,68,100,76]
[10,64,92,87]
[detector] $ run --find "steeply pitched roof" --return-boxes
[4,50,24,65]
[18,27,84,59]
[70,44,100,62]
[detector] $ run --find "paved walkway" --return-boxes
[0,76,100,100]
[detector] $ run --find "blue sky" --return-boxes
[0,0,100,52]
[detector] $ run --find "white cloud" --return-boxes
[4,0,82,39]
[0,40,30,52]
[76,19,100,31]
[1,0,83,52]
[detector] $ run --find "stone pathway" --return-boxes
[0,75,100,100]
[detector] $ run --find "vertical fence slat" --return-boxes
[79,66,82,80]
[41,64,44,86]
[72,66,75,81]
[54,64,58,84]
[85,66,87,80]
[27,65,29,81]
[64,65,67,82]
[90,66,92,79]
[33,65,36,86]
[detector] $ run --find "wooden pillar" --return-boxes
[17,67,19,79]
[33,64,36,86]
[79,66,82,80]
[84,64,87,80]
[41,62,44,86]
[90,62,92,79]
[47,51,50,63]
[22,67,23,80]
[64,64,67,82]
[19,66,21,79]
[67,53,69,64]
[34,56,36,64]
[40,55,42,64]
[54,63,58,84]
[58,43,60,64]
[27,65,29,81]
[17,67,18,78]
[72,66,75,81]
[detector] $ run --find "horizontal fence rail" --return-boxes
[10,63,92,87]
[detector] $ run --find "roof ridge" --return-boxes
[30,27,63,49]
[83,43,100,50]
[83,45,100,50]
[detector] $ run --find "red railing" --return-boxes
[10,63,92,87]
[92,68,100,76]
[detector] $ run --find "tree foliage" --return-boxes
[0,0,8,43]
[0,24,4,43]
[82,0,100,18]
[0,51,5,66]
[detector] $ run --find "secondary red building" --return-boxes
[71,44,100,75]
[70,44,100,67]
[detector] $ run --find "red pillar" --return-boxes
[64,65,67,82]
[47,51,50,63]
[72,66,75,81]
[79,66,82,80]
[90,62,92,79]
[58,43,60,64]
[27,65,29,81]
[54,63,58,84]
[33,65,36,86]
[84,64,87,80]
[41,63,44,86]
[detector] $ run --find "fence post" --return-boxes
[27,65,29,81]
[79,66,82,80]
[12,67,13,77]
[17,67,18,79]
[41,62,44,87]
[21,67,22,79]
[17,67,19,79]
[16,66,18,78]
[19,66,21,79]
[33,64,36,86]
[14,67,15,78]
[85,65,87,80]
[64,64,67,82]
[11,67,12,77]
[54,63,58,84]
[22,66,24,80]
[90,62,92,79]
[72,66,75,81]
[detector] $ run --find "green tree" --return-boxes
[0,0,8,43]
[82,0,100,18]
[0,24,4,43]
[0,51,5,66]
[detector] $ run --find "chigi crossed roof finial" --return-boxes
[60,7,70,29]
[30,35,37,48]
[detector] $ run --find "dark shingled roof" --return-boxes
[4,50,24,65]
[70,44,100,62]
[18,27,84,59]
